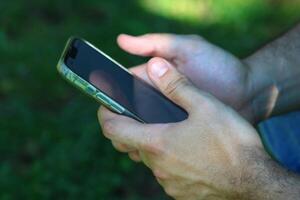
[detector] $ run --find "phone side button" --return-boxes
[86,85,97,95]
[107,101,125,114]
[95,92,110,104]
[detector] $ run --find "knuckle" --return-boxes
[165,75,190,98]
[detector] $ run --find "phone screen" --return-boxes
[64,38,188,123]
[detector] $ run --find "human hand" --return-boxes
[98,57,267,199]
[117,33,257,123]
[113,33,258,162]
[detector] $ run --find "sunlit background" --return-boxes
[0,0,300,199]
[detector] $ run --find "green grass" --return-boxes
[0,0,299,199]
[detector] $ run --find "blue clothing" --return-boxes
[258,110,300,173]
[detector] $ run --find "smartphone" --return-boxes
[57,37,188,123]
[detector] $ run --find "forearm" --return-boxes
[244,23,300,121]
[241,146,300,200]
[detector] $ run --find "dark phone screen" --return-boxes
[64,38,188,123]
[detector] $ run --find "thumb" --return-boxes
[146,57,199,112]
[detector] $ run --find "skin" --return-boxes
[117,33,256,122]
[244,23,300,119]
[98,24,300,199]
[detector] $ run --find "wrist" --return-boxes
[244,52,300,123]
[239,144,300,200]
[243,57,279,123]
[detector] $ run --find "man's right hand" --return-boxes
[118,33,258,123]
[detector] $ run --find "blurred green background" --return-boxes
[0,0,299,199]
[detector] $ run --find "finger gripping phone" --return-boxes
[57,37,188,123]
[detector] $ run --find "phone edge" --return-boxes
[56,37,145,123]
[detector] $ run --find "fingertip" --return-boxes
[117,34,155,56]
[117,33,130,41]
[117,34,126,47]
[117,33,136,45]
[117,34,140,53]
[118,33,133,38]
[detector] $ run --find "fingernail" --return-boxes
[150,61,169,78]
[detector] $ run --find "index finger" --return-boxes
[97,107,165,152]
[117,33,178,59]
